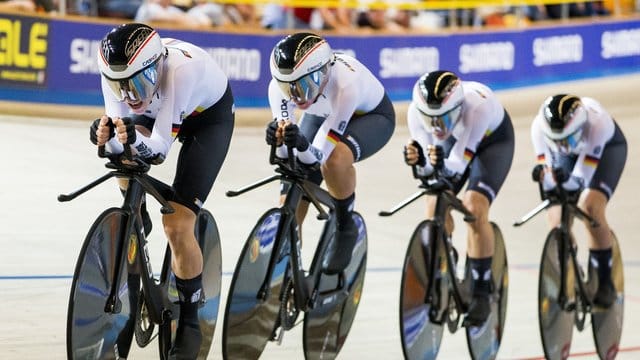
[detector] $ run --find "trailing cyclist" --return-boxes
[403,70,514,327]
[265,32,395,274]
[530,94,627,308]
[90,23,235,359]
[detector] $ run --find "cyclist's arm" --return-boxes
[101,78,128,154]
[305,82,361,165]
[407,103,434,176]
[443,105,494,176]
[571,107,615,187]
[268,81,301,160]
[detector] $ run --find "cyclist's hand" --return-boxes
[552,167,569,183]
[404,140,426,166]
[427,144,445,169]
[265,120,283,146]
[531,164,545,182]
[90,115,114,146]
[114,117,137,145]
[283,122,309,151]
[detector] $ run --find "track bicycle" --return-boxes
[59,146,222,360]
[513,167,624,360]
[380,158,509,360]
[222,145,367,359]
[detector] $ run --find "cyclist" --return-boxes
[90,23,235,358]
[531,94,627,308]
[403,70,514,326]
[265,32,395,274]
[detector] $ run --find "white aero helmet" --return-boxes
[98,23,165,103]
[412,70,464,139]
[541,94,587,153]
[270,32,334,106]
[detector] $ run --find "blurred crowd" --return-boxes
[0,0,637,31]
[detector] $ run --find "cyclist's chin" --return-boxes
[127,100,149,114]
[294,100,313,110]
[433,130,451,140]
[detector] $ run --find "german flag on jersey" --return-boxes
[463,148,474,162]
[189,106,206,117]
[584,155,599,168]
[171,123,180,138]
[536,154,546,164]
[327,130,341,145]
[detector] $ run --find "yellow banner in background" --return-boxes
[0,14,49,87]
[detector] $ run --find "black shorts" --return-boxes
[588,121,627,199]
[133,84,235,214]
[452,110,515,203]
[299,93,396,185]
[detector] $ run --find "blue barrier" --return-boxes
[0,14,639,107]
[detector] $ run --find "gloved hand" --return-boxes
[531,164,545,182]
[265,120,281,146]
[89,116,114,145]
[552,167,569,183]
[403,140,426,166]
[427,144,445,169]
[115,117,137,145]
[283,123,309,151]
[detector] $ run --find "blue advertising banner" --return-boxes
[0,15,638,107]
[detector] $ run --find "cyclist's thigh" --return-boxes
[173,85,235,214]
[467,112,515,204]
[343,94,395,162]
[588,123,627,200]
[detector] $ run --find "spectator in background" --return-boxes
[135,0,209,27]
[0,0,56,13]
[356,3,411,32]
[188,0,257,27]
[311,6,353,31]
[98,0,143,18]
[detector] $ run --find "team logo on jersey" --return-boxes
[594,145,601,155]
[338,121,347,132]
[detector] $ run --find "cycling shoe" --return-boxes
[592,277,616,308]
[323,219,358,275]
[463,294,491,327]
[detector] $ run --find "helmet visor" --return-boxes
[276,66,327,105]
[104,59,160,102]
[418,103,462,137]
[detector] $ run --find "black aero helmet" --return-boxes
[412,70,464,139]
[541,94,587,152]
[98,23,165,102]
[270,32,333,105]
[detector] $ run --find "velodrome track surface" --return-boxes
[1,73,639,359]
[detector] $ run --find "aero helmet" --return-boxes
[270,33,334,106]
[98,23,165,103]
[541,94,587,153]
[412,70,464,139]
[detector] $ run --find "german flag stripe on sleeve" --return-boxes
[537,154,546,164]
[463,148,474,162]
[171,123,180,138]
[327,130,341,145]
[584,155,599,168]
[189,106,206,117]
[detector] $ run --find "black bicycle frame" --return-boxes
[380,165,475,320]
[59,146,178,325]
[514,180,599,311]
[226,145,343,314]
